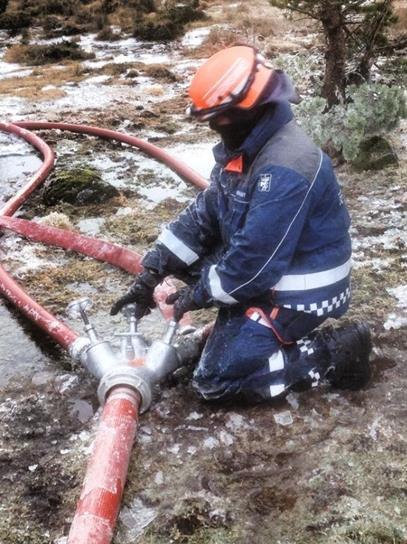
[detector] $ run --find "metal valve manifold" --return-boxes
[67,297,182,413]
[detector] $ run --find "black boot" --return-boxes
[321,322,372,390]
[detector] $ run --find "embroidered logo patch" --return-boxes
[258,174,272,192]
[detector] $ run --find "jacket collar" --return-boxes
[212,102,293,171]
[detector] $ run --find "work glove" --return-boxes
[110,269,162,319]
[166,286,201,322]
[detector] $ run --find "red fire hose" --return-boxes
[67,387,141,544]
[0,215,143,275]
[0,121,208,543]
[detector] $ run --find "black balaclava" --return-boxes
[209,103,271,151]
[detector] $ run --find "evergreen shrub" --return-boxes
[295,84,406,162]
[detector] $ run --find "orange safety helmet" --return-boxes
[188,45,274,120]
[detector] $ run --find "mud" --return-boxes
[0,2,406,543]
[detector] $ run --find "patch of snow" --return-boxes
[225,413,250,432]
[182,27,211,48]
[137,183,191,207]
[53,537,68,544]
[186,411,203,421]
[273,410,294,426]
[77,217,106,236]
[352,256,393,271]
[50,82,137,112]
[0,235,66,275]
[384,285,407,330]
[84,74,112,85]
[218,430,234,446]
[56,374,79,394]
[80,33,171,67]
[168,443,181,454]
[286,392,300,410]
[368,416,382,441]
[203,436,220,449]
[154,471,164,484]
[168,141,215,179]
[187,446,197,455]
[115,207,133,217]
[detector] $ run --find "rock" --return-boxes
[353,136,398,171]
[43,167,119,206]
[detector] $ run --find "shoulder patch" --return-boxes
[258,173,272,192]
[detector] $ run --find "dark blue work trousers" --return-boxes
[192,303,327,402]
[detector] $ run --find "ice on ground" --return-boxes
[225,413,251,432]
[0,64,32,79]
[168,444,181,454]
[77,217,106,236]
[80,33,171,67]
[137,183,191,207]
[0,234,67,275]
[203,436,220,449]
[274,410,294,426]
[186,411,203,420]
[0,95,26,120]
[0,133,43,187]
[83,74,112,85]
[219,430,234,446]
[384,285,407,330]
[119,497,157,539]
[182,27,212,48]
[168,141,215,180]
[49,82,137,112]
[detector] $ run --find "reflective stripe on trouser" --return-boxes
[192,304,328,402]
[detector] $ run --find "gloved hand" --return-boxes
[110,269,162,319]
[166,286,201,321]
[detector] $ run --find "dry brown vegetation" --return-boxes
[0,63,88,99]
[5,40,94,65]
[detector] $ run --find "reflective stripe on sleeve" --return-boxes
[208,265,238,304]
[273,258,352,292]
[158,228,200,265]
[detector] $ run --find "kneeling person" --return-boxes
[111,46,372,402]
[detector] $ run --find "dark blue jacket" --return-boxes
[143,103,352,319]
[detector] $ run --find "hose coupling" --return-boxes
[97,365,153,413]
[69,336,91,363]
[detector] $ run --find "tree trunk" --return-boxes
[358,0,392,83]
[320,2,346,107]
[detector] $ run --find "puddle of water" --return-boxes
[0,304,57,388]
[0,133,42,188]
[69,398,94,423]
